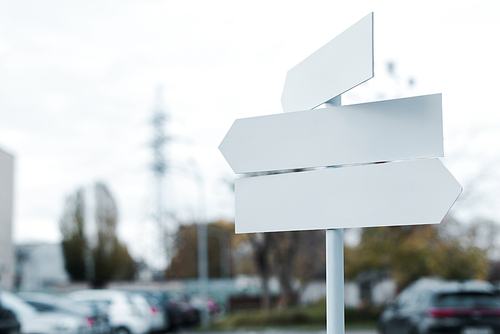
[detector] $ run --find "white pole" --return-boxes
[325,95,344,334]
[326,229,344,334]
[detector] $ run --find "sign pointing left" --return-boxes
[220,94,443,174]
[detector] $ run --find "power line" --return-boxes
[150,84,170,274]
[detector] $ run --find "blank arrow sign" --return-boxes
[220,94,443,174]
[281,12,373,112]
[235,159,462,234]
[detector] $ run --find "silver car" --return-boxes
[1,290,95,334]
[67,290,151,334]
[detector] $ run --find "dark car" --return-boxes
[379,278,500,334]
[163,291,200,327]
[142,290,200,329]
[0,301,20,334]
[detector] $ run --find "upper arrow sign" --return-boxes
[235,158,462,233]
[219,94,443,174]
[281,12,374,112]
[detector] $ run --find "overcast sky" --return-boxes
[1,0,499,264]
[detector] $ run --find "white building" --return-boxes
[0,147,15,290]
[16,243,69,291]
[299,273,396,307]
[298,280,361,307]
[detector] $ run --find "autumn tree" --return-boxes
[166,220,234,279]
[167,224,198,278]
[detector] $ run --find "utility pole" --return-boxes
[150,85,169,273]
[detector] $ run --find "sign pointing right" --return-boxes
[281,12,373,112]
[235,158,462,234]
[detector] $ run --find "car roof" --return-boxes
[408,278,498,295]
[67,289,130,299]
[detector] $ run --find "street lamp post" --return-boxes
[189,159,210,328]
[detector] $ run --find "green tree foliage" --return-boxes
[59,182,135,284]
[60,189,87,281]
[93,235,135,282]
[92,182,134,283]
[344,223,489,292]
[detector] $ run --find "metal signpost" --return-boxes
[219,12,462,334]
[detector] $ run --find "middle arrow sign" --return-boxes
[219,94,443,174]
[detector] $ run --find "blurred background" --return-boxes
[1,0,500,333]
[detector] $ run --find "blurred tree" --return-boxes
[60,188,87,281]
[271,231,299,309]
[247,229,326,309]
[293,230,326,283]
[344,223,489,292]
[248,233,273,309]
[167,224,198,278]
[167,220,325,309]
[166,220,235,279]
[92,182,135,285]
[59,183,135,285]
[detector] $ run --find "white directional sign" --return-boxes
[220,94,443,174]
[220,12,461,334]
[281,12,373,112]
[219,12,461,235]
[235,159,462,234]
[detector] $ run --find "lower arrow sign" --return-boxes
[235,158,462,234]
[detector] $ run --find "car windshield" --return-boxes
[435,292,500,308]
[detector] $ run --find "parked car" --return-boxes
[1,290,95,334]
[0,297,20,334]
[379,278,500,334]
[127,292,167,333]
[189,295,222,318]
[17,292,111,334]
[67,290,151,334]
[119,289,185,330]
[117,289,172,333]
[161,291,199,326]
